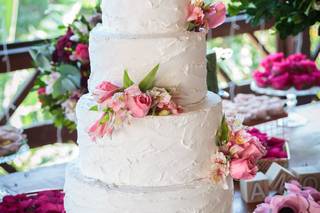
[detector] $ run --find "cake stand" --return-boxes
[250,81,320,127]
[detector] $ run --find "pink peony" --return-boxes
[247,128,268,144]
[287,53,307,62]
[187,4,205,24]
[271,61,290,76]
[267,137,286,148]
[270,72,291,90]
[253,70,270,87]
[265,147,287,158]
[270,194,309,213]
[229,156,258,180]
[261,53,285,72]
[313,71,320,86]
[205,2,226,29]
[125,85,152,118]
[72,43,89,63]
[93,81,120,104]
[88,113,113,140]
[291,74,315,90]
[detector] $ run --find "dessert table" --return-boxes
[1,102,320,213]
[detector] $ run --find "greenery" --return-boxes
[228,0,320,39]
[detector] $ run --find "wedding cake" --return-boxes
[64,0,234,212]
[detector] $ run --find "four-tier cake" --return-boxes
[64,0,234,212]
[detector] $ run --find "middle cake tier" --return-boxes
[77,92,222,186]
[88,25,207,106]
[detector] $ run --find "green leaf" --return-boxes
[90,105,99,111]
[123,69,135,88]
[51,64,81,98]
[139,64,160,92]
[29,46,52,72]
[100,113,110,125]
[216,115,229,146]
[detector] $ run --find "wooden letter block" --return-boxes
[291,166,320,190]
[240,172,269,203]
[266,162,296,193]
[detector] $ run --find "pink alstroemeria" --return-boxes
[88,113,113,141]
[206,2,226,29]
[93,81,120,104]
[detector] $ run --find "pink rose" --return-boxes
[270,72,290,90]
[93,81,120,104]
[205,2,226,29]
[240,140,266,160]
[37,87,46,95]
[187,4,205,24]
[125,85,152,118]
[229,156,258,180]
[73,43,89,63]
[292,74,315,90]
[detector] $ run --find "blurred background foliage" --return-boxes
[0,0,319,173]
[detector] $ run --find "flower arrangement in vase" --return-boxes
[248,128,290,173]
[253,53,320,91]
[30,6,102,131]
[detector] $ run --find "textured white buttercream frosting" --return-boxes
[88,25,207,106]
[101,0,189,34]
[76,92,222,186]
[64,162,234,213]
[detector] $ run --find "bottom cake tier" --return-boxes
[64,162,234,213]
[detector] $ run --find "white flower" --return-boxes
[209,152,230,189]
[70,34,80,42]
[147,87,172,104]
[45,72,61,95]
[74,22,88,35]
[61,98,77,122]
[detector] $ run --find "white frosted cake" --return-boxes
[64,0,233,212]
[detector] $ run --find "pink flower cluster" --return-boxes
[254,181,320,213]
[248,128,288,159]
[212,118,266,185]
[253,53,320,90]
[88,82,182,140]
[0,190,65,213]
[187,1,226,32]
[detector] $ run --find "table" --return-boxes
[1,103,320,213]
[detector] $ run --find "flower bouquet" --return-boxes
[254,180,320,213]
[0,190,65,213]
[30,6,102,131]
[87,64,183,140]
[210,116,267,188]
[248,128,290,173]
[253,53,320,91]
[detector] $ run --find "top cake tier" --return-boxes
[101,0,189,34]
